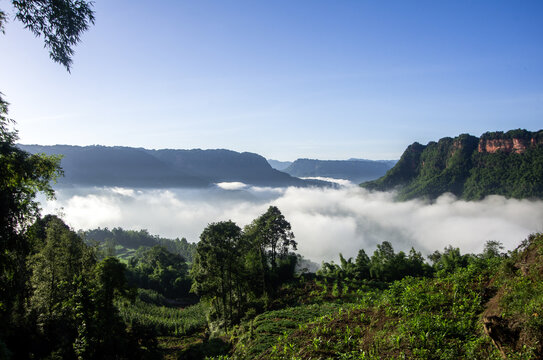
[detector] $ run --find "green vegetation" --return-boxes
[208,235,543,360]
[363,129,543,200]
[82,227,197,262]
[2,2,541,359]
[126,245,192,300]
[190,206,299,332]
[3,87,542,359]
[3,129,543,359]
[118,298,208,337]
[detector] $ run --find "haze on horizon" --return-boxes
[1,1,542,161]
[40,183,543,264]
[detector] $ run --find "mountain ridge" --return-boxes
[283,158,395,183]
[362,129,543,200]
[17,144,324,188]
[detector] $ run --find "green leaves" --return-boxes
[362,130,543,200]
[12,0,95,71]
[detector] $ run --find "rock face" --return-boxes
[362,129,543,200]
[17,145,323,188]
[478,130,543,154]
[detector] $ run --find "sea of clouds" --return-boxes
[39,180,543,263]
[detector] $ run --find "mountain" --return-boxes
[283,158,395,183]
[362,129,543,200]
[18,145,322,188]
[348,158,398,168]
[267,159,293,171]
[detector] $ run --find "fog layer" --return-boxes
[40,184,543,263]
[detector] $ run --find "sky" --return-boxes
[1,1,542,160]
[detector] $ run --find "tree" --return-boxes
[431,245,469,275]
[355,249,371,280]
[0,102,62,341]
[370,241,396,281]
[191,221,244,332]
[1,0,95,328]
[4,0,95,71]
[0,2,102,357]
[24,216,95,358]
[253,206,296,270]
[127,245,190,298]
[243,206,297,300]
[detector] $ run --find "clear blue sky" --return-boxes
[1,0,542,160]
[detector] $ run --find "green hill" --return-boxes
[362,129,543,200]
[17,145,323,188]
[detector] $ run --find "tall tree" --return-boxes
[191,221,243,332]
[0,99,62,343]
[25,216,95,358]
[0,2,96,356]
[1,0,95,327]
[254,206,296,270]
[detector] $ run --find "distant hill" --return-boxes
[18,145,323,188]
[348,158,398,168]
[283,158,395,183]
[267,159,293,171]
[362,129,543,200]
[81,227,197,263]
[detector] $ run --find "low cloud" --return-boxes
[216,182,248,190]
[301,177,354,186]
[40,185,543,263]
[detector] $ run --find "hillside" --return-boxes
[267,159,293,171]
[216,233,543,360]
[284,158,395,183]
[18,145,320,188]
[81,227,197,263]
[362,129,543,200]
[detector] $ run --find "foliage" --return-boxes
[317,241,432,299]
[0,97,63,356]
[191,207,300,333]
[117,299,208,337]
[229,303,344,359]
[491,233,543,357]
[363,129,543,200]
[9,0,95,71]
[126,245,191,299]
[191,220,245,332]
[219,236,543,359]
[7,216,154,358]
[82,227,197,262]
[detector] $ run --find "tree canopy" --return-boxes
[4,0,95,71]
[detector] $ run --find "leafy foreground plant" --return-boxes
[208,234,543,359]
[482,233,543,358]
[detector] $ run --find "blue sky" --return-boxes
[1,0,542,160]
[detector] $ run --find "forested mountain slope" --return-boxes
[18,145,321,188]
[362,129,543,200]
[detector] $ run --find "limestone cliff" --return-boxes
[362,129,543,200]
[478,130,543,154]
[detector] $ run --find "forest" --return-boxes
[2,163,543,359]
[2,115,543,358]
[363,130,543,200]
[2,1,543,359]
